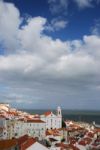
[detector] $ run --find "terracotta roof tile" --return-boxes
[0,139,17,150]
[44,111,52,116]
[20,137,36,150]
[55,143,80,150]
[27,119,45,123]
[17,134,29,146]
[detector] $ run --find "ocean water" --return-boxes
[22,109,100,124]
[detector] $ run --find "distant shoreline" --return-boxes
[21,109,100,115]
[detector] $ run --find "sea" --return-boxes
[22,109,100,124]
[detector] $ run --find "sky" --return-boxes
[0,0,100,110]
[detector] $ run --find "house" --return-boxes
[46,129,62,147]
[58,128,68,142]
[0,116,8,139]
[55,142,80,150]
[17,134,49,150]
[41,107,62,130]
[25,119,46,140]
[0,103,10,112]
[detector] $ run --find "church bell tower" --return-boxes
[57,106,62,117]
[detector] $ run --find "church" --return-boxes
[40,106,62,130]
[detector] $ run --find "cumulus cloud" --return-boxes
[0,0,21,51]
[48,0,68,15]
[73,0,100,9]
[73,0,93,8]
[91,19,100,35]
[49,18,68,31]
[0,0,100,109]
[48,0,100,13]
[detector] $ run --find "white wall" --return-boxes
[25,122,46,140]
[26,142,49,150]
[41,113,62,129]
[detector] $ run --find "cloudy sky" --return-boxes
[0,0,100,110]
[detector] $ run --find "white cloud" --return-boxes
[0,0,100,109]
[0,0,21,51]
[73,0,93,8]
[91,19,100,36]
[46,18,68,31]
[73,0,100,9]
[48,0,100,14]
[51,18,68,30]
[48,0,68,15]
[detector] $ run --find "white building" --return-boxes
[0,103,10,112]
[13,119,27,138]
[25,119,46,140]
[0,117,26,139]
[0,104,62,142]
[0,116,8,139]
[0,115,46,140]
[41,107,62,130]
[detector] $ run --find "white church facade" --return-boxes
[40,107,62,129]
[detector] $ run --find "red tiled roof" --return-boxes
[20,137,36,150]
[17,134,37,150]
[0,139,17,150]
[87,132,95,138]
[78,137,92,146]
[0,114,6,118]
[34,114,40,118]
[69,137,77,144]
[18,118,25,121]
[95,128,100,132]
[46,130,52,136]
[44,111,52,116]
[27,119,45,123]
[17,134,29,146]
[55,143,79,150]
[46,129,60,136]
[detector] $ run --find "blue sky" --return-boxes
[0,0,100,110]
[4,0,100,40]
